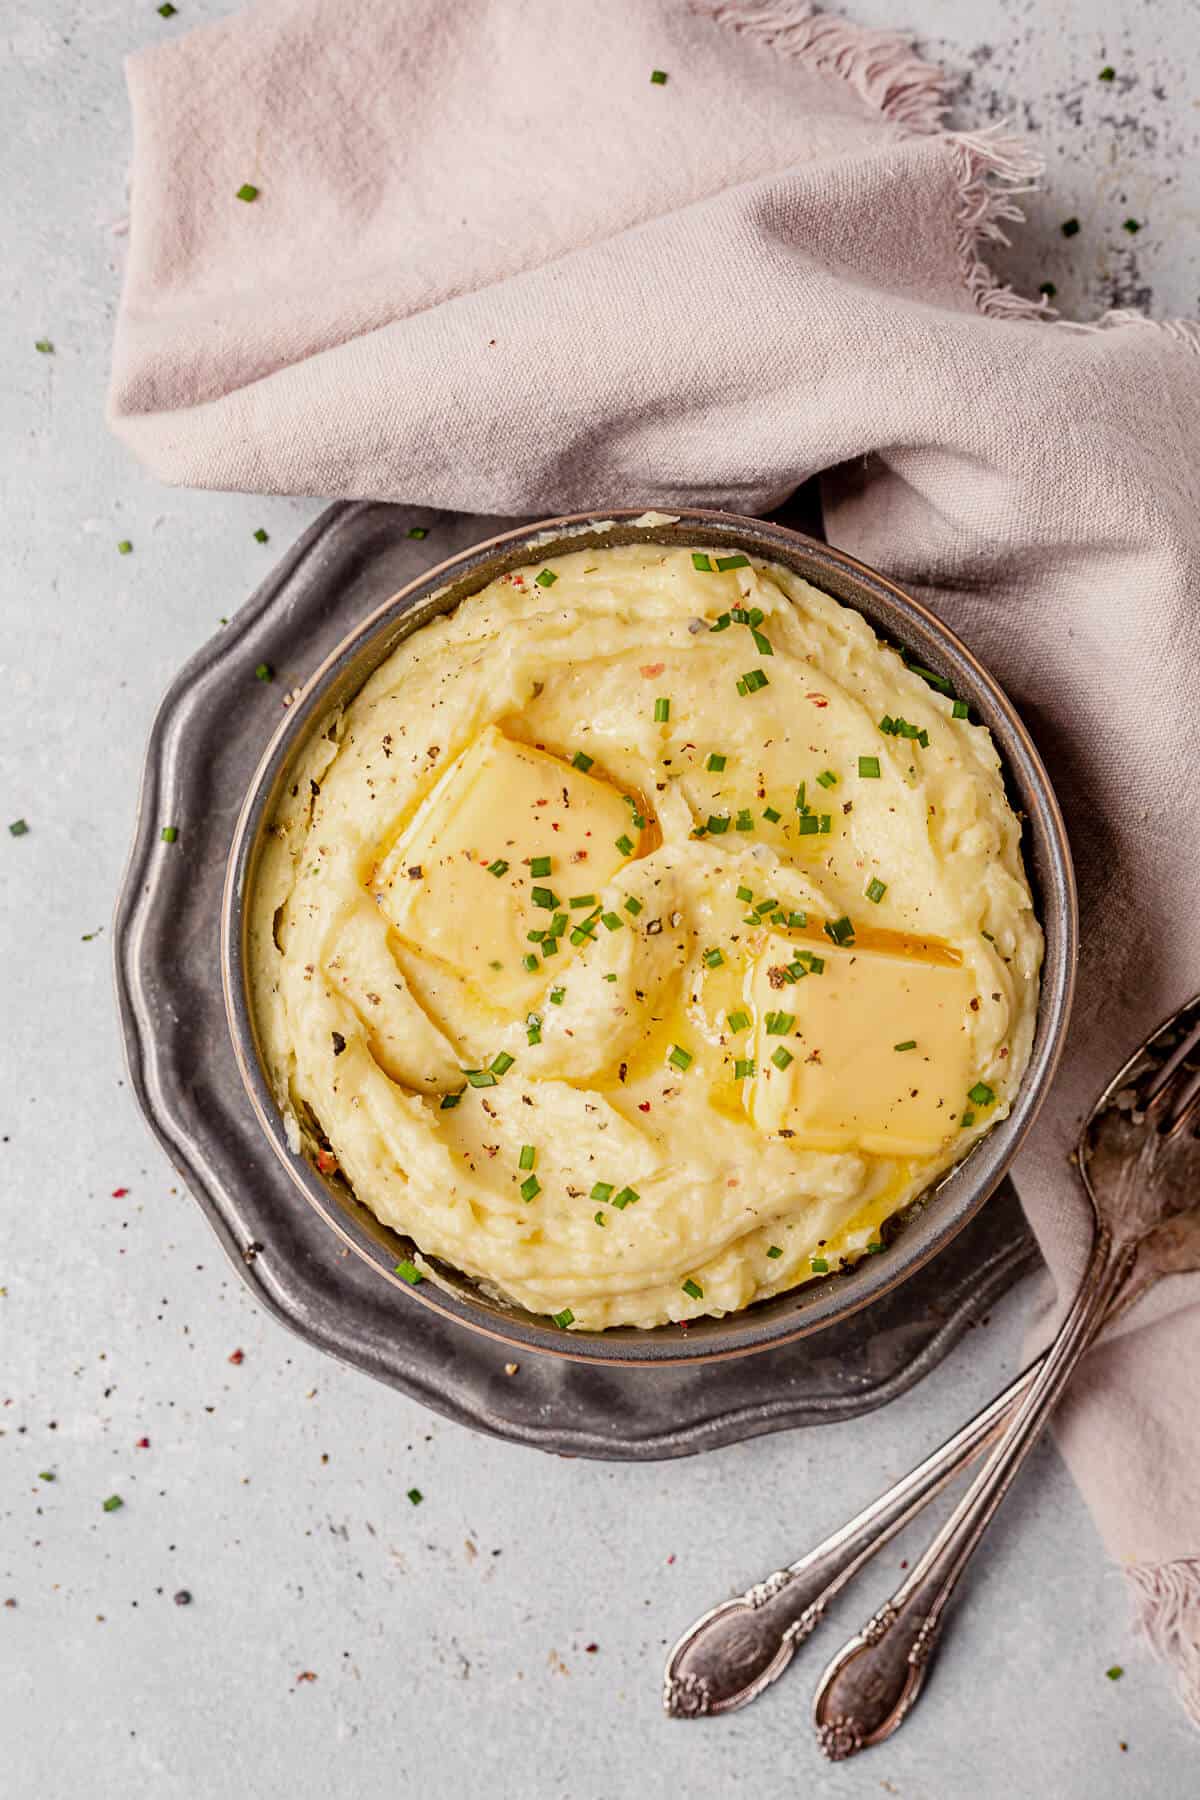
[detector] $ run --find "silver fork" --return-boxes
[662,995,1200,1739]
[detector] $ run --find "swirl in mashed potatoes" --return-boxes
[248,542,1041,1330]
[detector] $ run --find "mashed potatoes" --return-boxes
[248,543,1041,1329]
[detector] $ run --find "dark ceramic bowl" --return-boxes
[222,509,1075,1366]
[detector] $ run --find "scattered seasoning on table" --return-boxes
[1106,1665,1124,1681]
[173,1590,192,1606]
[407,1487,424,1505]
[81,926,103,941]
[407,526,427,539]
[158,2,178,15]
[650,69,668,85]
[552,1308,574,1329]
[160,825,178,843]
[295,1670,318,1683]
[254,662,273,682]
[35,338,53,353]
[1061,217,1080,238]
[1122,218,1141,234]
[236,183,259,203]
[9,818,28,837]
[37,1470,55,1482]
[253,527,269,543]
[394,1259,423,1284]
[102,1495,124,1513]
[117,540,133,555]
[1039,281,1057,298]
[228,1348,245,1365]
[1099,65,1115,80]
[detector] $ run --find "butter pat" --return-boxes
[746,934,976,1155]
[375,725,635,1008]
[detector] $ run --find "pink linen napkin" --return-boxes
[109,0,1200,1717]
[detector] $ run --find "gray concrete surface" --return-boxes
[3,3,1197,1796]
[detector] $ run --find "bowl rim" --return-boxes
[221,506,1077,1366]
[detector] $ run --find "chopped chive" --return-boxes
[542,935,560,955]
[858,755,881,778]
[917,728,929,748]
[894,1040,917,1052]
[526,1014,542,1045]
[706,814,731,835]
[615,834,635,855]
[810,1257,829,1273]
[734,1057,756,1079]
[709,611,732,633]
[235,183,259,203]
[968,1081,995,1106]
[590,1182,614,1205]
[161,825,178,843]
[668,1044,693,1072]
[702,948,724,968]
[907,661,952,694]
[952,698,969,719]
[866,1240,883,1254]
[715,553,749,570]
[601,911,623,931]
[440,1089,464,1110]
[727,1010,750,1034]
[735,809,754,832]
[739,668,769,693]
[117,540,133,556]
[819,814,831,834]
[623,894,643,916]
[552,1308,574,1329]
[823,915,855,946]
[736,884,754,903]
[681,1278,704,1300]
[797,814,819,836]
[611,1186,639,1210]
[594,1210,607,1226]
[568,894,597,910]
[465,1069,497,1088]
[1039,281,1057,298]
[865,877,887,904]
[650,69,668,85]
[706,752,727,772]
[395,1259,423,1284]
[751,629,773,656]
[572,750,594,772]
[807,955,824,974]
[407,1487,423,1505]
[530,855,552,877]
[520,1174,541,1202]
[753,896,778,915]
[603,971,617,982]
[766,1245,783,1259]
[691,551,714,571]
[531,886,559,910]
[762,805,781,823]
[788,911,806,928]
[653,697,671,723]
[816,770,837,789]
[491,1051,515,1076]
[961,1110,976,1128]
[765,1011,795,1035]
[255,662,273,682]
[406,525,427,539]
[487,859,509,877]
[549,987,565,1005]
[535,568,558,587]
[771,1046,794,1071]
[523,952,539,972]
[794,783,807,813]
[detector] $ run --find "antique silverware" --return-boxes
[663,997,1200,1727]
[811,993,1200,1758]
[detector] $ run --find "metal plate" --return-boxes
[114,498,1042,1458]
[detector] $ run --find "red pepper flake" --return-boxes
[135,1437,150,1449]
[228,1348,245,1366]
[638,1101,651,1112]
[315,1150,338,1175]
[806,692,829,707]
[584,1643,599,1654]
[666,1553,676,1565]
[639,662,665,678]
[295,1670,318,1684]
[111,1187,129,1198]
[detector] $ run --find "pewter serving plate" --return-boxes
[115,499,1062,1456]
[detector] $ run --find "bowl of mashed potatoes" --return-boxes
[224,510,1075,1364]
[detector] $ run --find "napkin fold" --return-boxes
[109,0,1200,1717]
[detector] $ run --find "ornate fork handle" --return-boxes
[663,1360,1035,1717]
[811,1229,1133,1757]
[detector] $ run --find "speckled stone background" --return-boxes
[3,4,1198,1797]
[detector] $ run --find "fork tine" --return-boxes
[1142,1011,1200,1111]
[1162,1062,1200,1139]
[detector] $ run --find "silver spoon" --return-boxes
[662,995,1200,1730]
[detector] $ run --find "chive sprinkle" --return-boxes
[771,1046,793,1070]
[520,1174,541,1201]
[907,661,952,695]
[709,612,732,632]
[487,859,508,877]
[395,1259,423,1284]
[751,629,773,656]
[894,1040,917,1052]
[706,814,731,835]
[968,1081,995,1106]
[788,911,807,928]
[681,1278,704,1300]
[858,755,881,778]
[702,948,724,968]
[465,1069,497,1088]
[866,1240,883,1253]
[549,987,565,1005]
[961,1110,976,1128]
[530,855,552,877]
[572,750,594,772]
[810,1257,829,1273]
[535,569,558,587]
[601,911,623,931]
[735,809,754,832]
[440,1090,464,1109]
[35,339,54,353]
[706,752,727,772]
[526,1014,542,1044]
[611,1186,639,1209]
[766,1245,783,1259]
[764,1011,793,1035]
[517,1145,536,1171]
[795,783,807,813]
[591,1182,614,1204]
[738,668,769,693]
[816,770,837,789]
[865,877,887,904]
[734,1057,756,1079]
[692,552,714,571]
[716,553,749,571]
[623,895,643,915]
[594,1211,607,1226]
[235,183,259,203]
[668,1044,692,1071]
[798,814,819,836]
[531,886,558,910]
[615,834,635,855]
[953,698,969,718]
[255,662,273,682]
[654,697,671,723]
[762,805,781,823]
[727,1010,750,1033]
[568,894,596,909]
[736,884,753,903]
[553,1307,574,1329]
[823,915,855,946]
